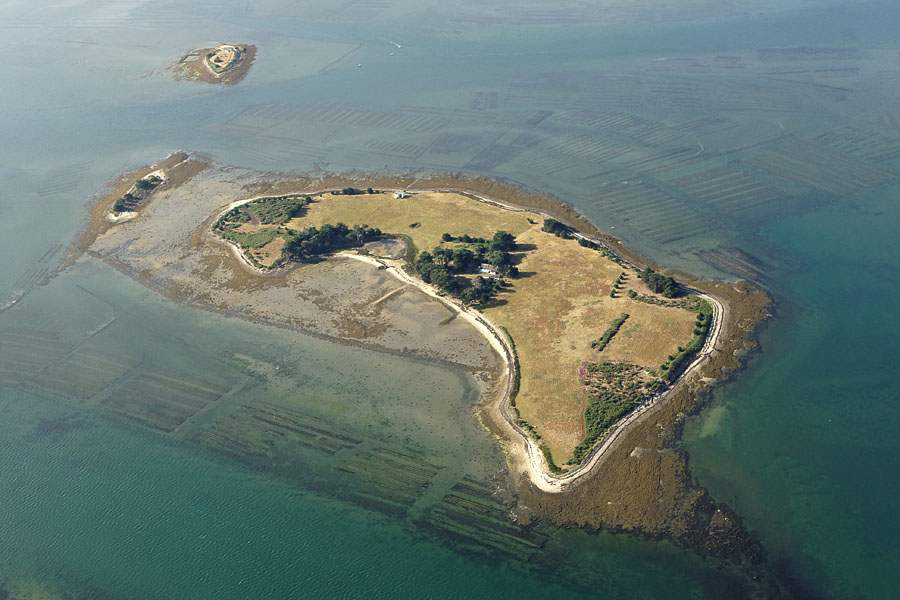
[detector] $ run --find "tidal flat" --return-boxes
[70,154,781,596]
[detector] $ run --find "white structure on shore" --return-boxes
[393,191,409,199]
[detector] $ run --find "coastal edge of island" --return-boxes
[68,152,787,598]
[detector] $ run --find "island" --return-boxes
[170,43,256,86]
[210,184,719,478]
[70,154,779,594]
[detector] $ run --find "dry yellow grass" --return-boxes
[288,190,698,464]
[288,191,533,252]
[252,236,286,265]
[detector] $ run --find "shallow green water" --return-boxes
[1,0,899,598]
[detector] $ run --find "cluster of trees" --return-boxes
[112,175,162,213]
[331,187,374,196]
[284,223,382,259]
[460,275,501,306]
[412,230,518,304]
[639,267,680,298]
[541,218,572,238]
[442,232,487,244]
[591,313,629,351]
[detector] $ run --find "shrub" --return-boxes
[542,218,571,238]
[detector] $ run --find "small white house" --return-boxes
[478,263,499,276]
[393,191,409,199]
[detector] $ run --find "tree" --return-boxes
[491,230,516,251]
[429,266,458,293]
[640,267,680,298]
[432,247,451,266]
[542,218,571,238]
[487,249,510,267]
[441,232,454,242]
[135,179,153,191]
[451,248,475,271]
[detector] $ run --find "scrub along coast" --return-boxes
[72,153,778,594]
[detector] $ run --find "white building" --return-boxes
[478,263,499,276]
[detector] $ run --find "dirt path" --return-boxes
[340,251,725,493]
[207,188,728,493]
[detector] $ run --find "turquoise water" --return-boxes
[2,0,899,598]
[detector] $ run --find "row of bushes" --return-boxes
[657,300,713,380]
[610,270,628,297]
[331,187,375,196]
[591,313,629,351]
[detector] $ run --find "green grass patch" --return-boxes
[219,228,280,249]
[245,195,310,224]
[499,326,521,405]
[540,444,563,473]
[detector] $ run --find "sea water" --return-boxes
[1,0,898,598]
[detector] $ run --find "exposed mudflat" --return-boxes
[84,161,500,375]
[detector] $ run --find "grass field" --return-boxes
[236,190,699,464]
[476,228,696,461]
[287,191,534,251]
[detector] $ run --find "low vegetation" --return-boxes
[591,313,629,352]
[248,195,310,224]
[218,228,280,249]
[657,299,713,381]
[112,174,162,213]
[570,361,662,464]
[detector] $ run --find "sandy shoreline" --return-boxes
[83,158,737,495]
[209,186,728,492]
